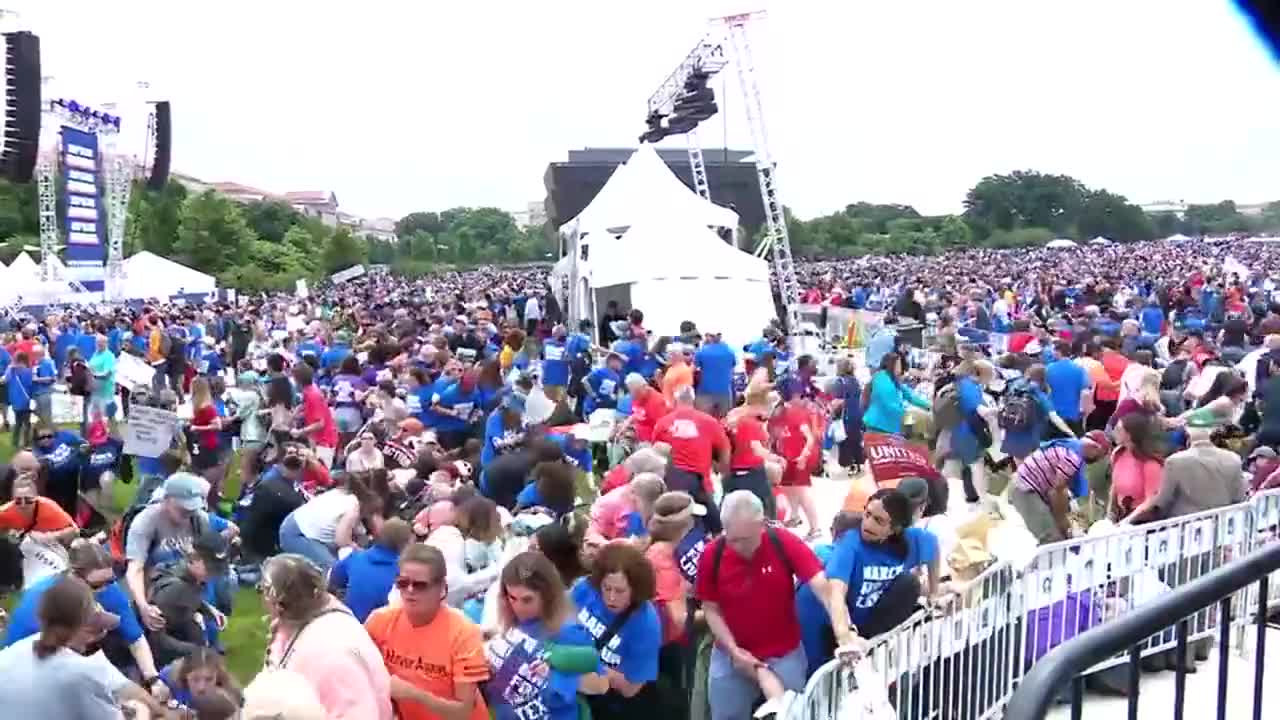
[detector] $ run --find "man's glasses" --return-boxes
[36,435,52,442]
[394,577,439,593]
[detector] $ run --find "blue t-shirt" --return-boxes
[83,439,123,490]
[826,527,938,627]
[31,358,57,397]
[329,544,399,622]
[548,433,591,474]
[695,342,736,396]
[1139,305,1164,336]
[674,524,708,586]
[484,620,597,720]
[407,383,435,426]
[5,574,144,647]
[35,431,85,479]
[566,333,592,364]
[6,365,32,409]
[516,484,572,518]
[196,348,224,376]
[433,382,480,432]
[482,409,526,467]
[584,367,621,413]
[623,511,647,538]
[320,344,352,372]
[570,580,660,684]
[1044,359,1090,421]
[541,340,570,388]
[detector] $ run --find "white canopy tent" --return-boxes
[563,144,739,237]
[585,216,774,349]
[1165,233,1193,243]
[1088,236,1113,245]
[1046,238,1078,249]
[122,251,216,299]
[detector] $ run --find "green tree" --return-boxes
[843,202,920,234]
[985,226,1054,249]
[1149,212,1181,238]
[322,227,367,274]
[1260,201,1280,232]
[395,211,446,239]
[963,171,1087,238]
[174,190,256,274]
[127,180,188,257]
[1075,190,1154,243]
[243,200,302,244]
[1182,201,1254,236]
[0,179,37,240]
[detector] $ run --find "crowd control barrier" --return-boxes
[787,488,1280,720]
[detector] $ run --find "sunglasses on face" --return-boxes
[394,577,439,593]
[36,435,53,442]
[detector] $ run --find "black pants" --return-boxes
[1087,399,1116,433]
[665,467,722,534]
[810,572,922,672]
[724,466,775,520]
[837,421,865,468]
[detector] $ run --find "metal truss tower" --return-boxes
[716,11,800,333]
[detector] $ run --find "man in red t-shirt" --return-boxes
[625,373,670,444]
[697,490,830,719]
[724,405,776,519]
[652,387,729,532]
[291,363,339,467]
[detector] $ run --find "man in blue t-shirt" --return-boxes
[542,325,571,403]
[694,331,737,418]
[30,345,57,428]
[1044,340,1092,435]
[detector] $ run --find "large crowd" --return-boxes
[0,237,1277,719]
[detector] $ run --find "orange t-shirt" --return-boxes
[0,498,75,533]
[364,605,490,720]
[661,363,694,405]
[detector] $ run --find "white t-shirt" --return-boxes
[0,640,129,719]
[524,297,543,321]
[292,490,359,545]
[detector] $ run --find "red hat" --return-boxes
[1083,430,1111,456]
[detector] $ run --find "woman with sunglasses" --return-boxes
[0,473,77,590]
[485,551,609,720]
[3,540,163,694]
[345,429,386,473]
[365,543,490,720]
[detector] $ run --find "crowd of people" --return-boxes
[0,235,1276,719]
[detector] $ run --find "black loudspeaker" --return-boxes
[1,31,41,183]
[146,100,171,190]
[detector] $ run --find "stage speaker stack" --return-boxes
[146,100,171,190]
[0,31,41,183]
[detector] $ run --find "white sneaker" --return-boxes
[754,690,797,719]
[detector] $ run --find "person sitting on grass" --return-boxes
[157,646,243,714]
[145,528,230,668]
[329,517,413,623]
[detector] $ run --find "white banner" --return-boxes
[115,353,156,392]
[122,405,179,458]
[295,279,309,298]
[330,265,366,284]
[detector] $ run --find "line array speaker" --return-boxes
[1,31,41,183]
[146,100,171,190]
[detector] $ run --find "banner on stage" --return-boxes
[61,126,107,293]
[114,353,156,391]
[122,406,179,458]
[330,265,366,284]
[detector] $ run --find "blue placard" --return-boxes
[61,126,106,292]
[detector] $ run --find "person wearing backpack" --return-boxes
[695,490,833,720]
[939,360,996,505]
[1000,365,1077,463]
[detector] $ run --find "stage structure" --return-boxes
[641,10,800,333]
[36,97,132,303]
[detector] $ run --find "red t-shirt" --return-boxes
[1008,332,1036,354]
[729,415,769,470]
[775,405,816,461]
[193,404,221,450]
[652,406,729,481]
[301,385,339,448]
[599,465,631,495]
[695,529,822,659]
[630,390,670,444]
[302,461,333,496]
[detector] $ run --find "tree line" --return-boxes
[0,178,554,292]
[781,170,1280,258]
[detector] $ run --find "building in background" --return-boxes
[512,200,548,229]
[285,191,340,226]
[543,147,763,239]
[1141,199,1188,217]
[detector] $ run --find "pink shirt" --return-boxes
[588,485,636,541]
[267,602,393,720]
[1111,449,1163,517]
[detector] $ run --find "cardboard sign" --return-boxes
[122,405,178,458]
[115,353,156,392]
[330,265,366,284]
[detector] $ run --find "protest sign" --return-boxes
[122,406,178,458]
[115,353,157,392]
[330,265,366,284]
[863,432,945,485]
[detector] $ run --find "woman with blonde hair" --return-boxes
[588,472,666,543]
[485,551,608,719]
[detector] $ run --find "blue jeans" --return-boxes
[278,513,338,573]
[708,643,807,720]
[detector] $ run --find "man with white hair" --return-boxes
[697,490,833,720]
[624,372,669,445]
[652,385,728,533]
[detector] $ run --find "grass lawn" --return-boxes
[0,429,269,682]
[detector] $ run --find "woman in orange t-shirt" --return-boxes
[0,473,77,537]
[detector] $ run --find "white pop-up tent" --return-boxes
[585,215,774,349]
[564,144,739,236]
[1046,238,1078,249]
[1088,236,1113,245]
[122,251,216,299]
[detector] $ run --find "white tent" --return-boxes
[1088,236,1113,245]
[1165,233,1193,242]
[122,251,216,299]
[586,216,774,348]
[565,144,739,235]
[1046,238,1078,249]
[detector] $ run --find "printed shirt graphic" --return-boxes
[364,605,489,720]
[569,580,660,683]
[484,621,591,720]
[674,524,708,586]
[826,526,937,627]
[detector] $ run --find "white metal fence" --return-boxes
[789,489,1280,720]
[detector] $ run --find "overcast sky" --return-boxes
[11,1,1277,221]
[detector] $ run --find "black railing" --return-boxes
[1005,541,1280,720]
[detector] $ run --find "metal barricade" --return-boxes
[795,497,1273,720]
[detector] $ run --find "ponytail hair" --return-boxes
[34,575,94,659]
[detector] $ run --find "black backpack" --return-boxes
[999,383,1038,432]
[1161,359,1189,391]
[68,360,92,397]
[709,526,796,590]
